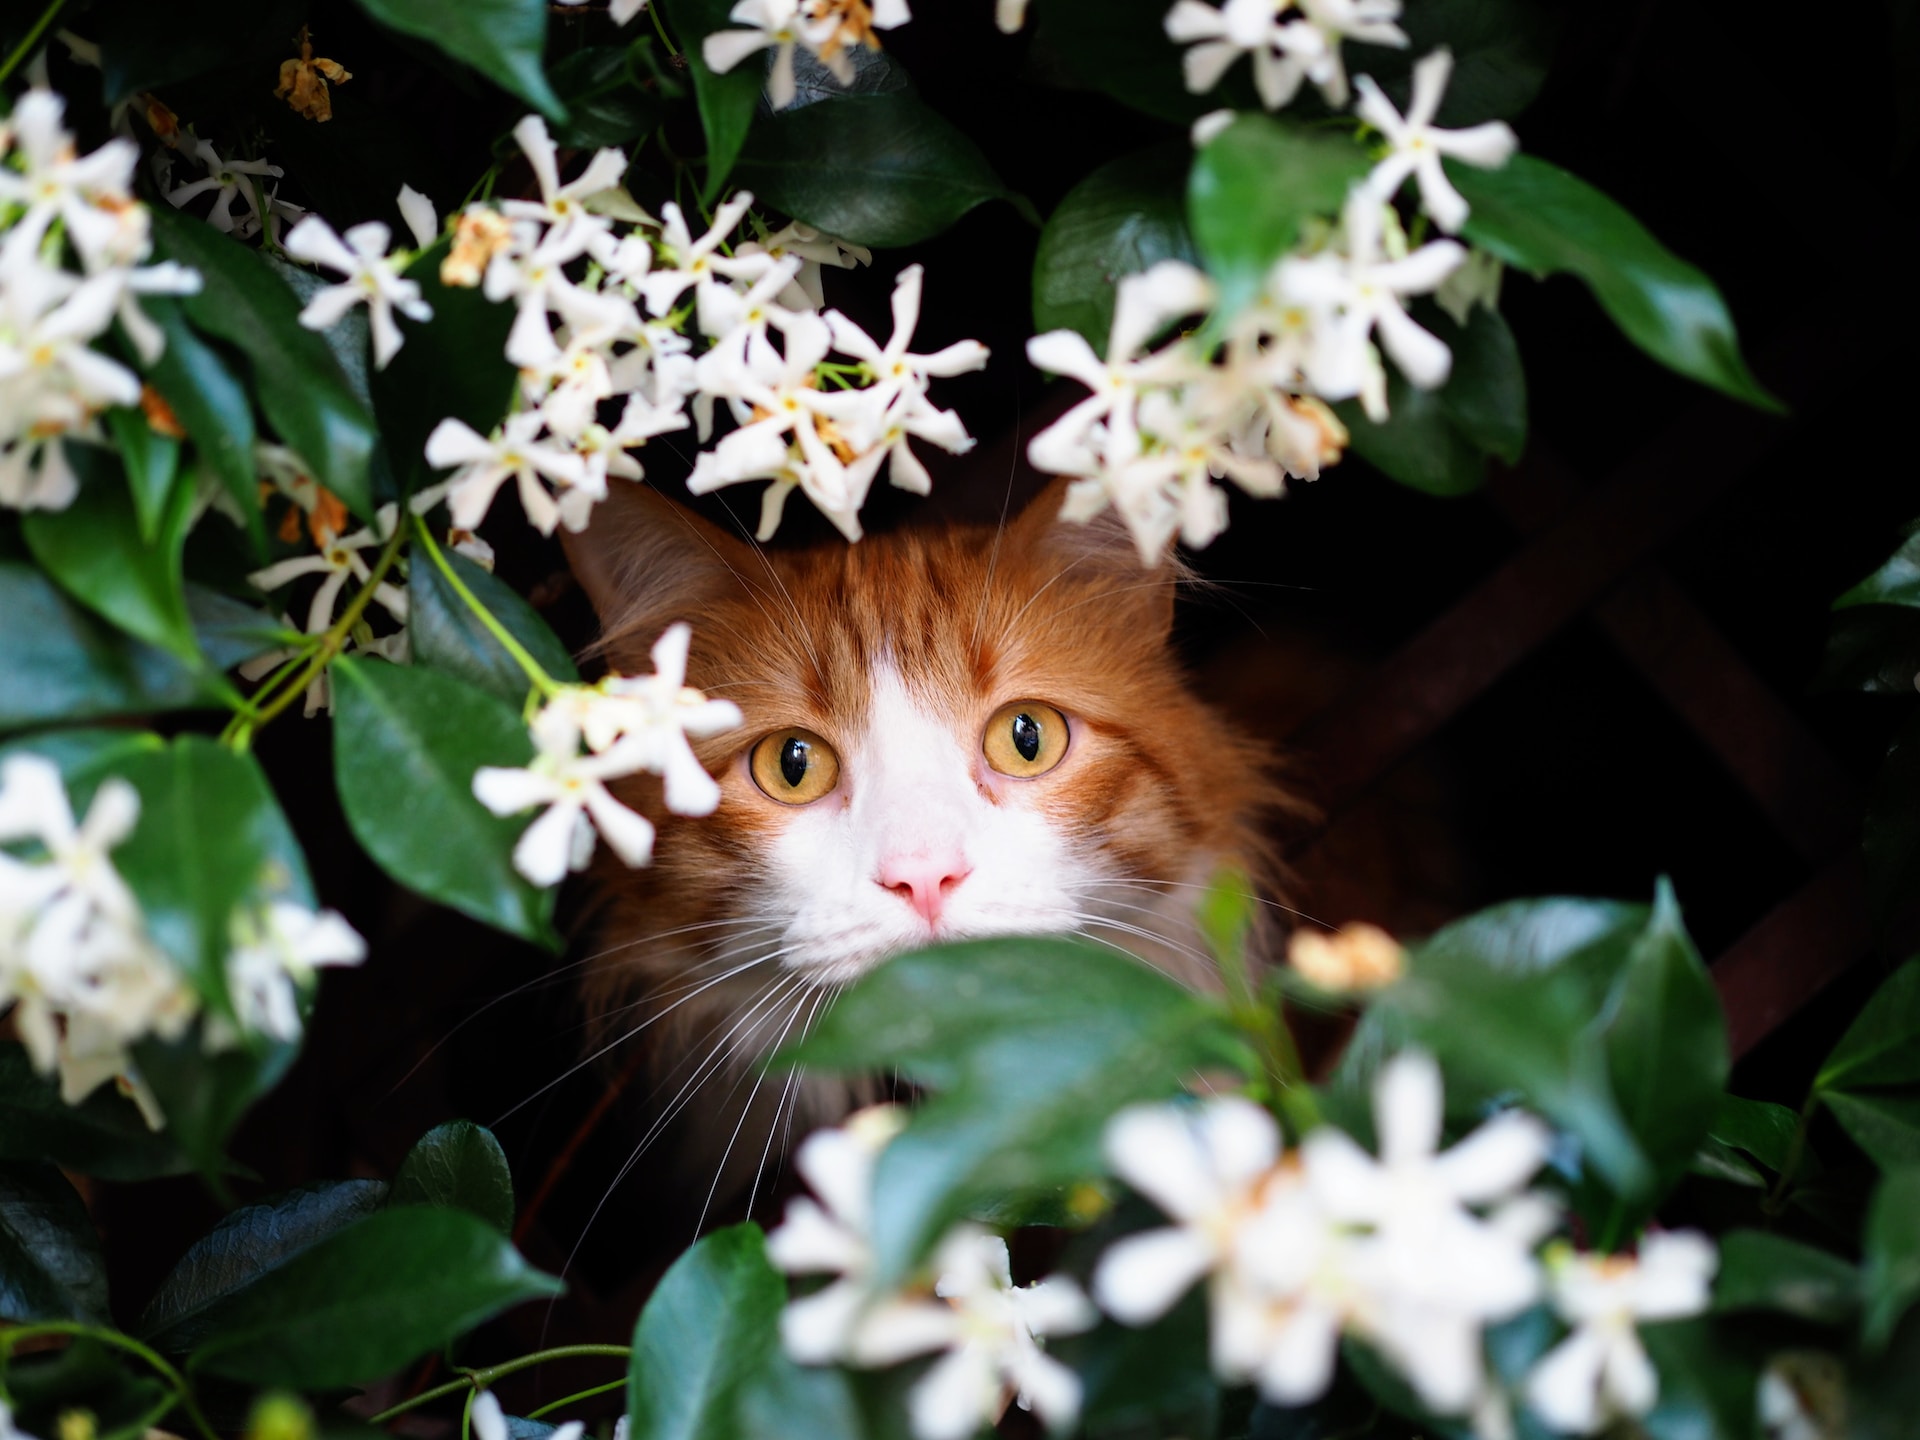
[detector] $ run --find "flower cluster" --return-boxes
[1027,32,1518,562]
[1,89,200,512]
[390,117,985,545]
[768,1105,1097,1440]
[0,756,364,1123]
[472,622,745,886]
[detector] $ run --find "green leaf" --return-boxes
[1865,718,1920,932]
[369,241,517,499]
[1033,0,1249,125]
[736,1350,866,1440]
[1055,1289,1217,1440]
[1410,895,1652,979]
[139,1180,390,1352]
[1454,156,1779,411]
[134,1034,299,1185]
[1713,1230,1859,1324]
[1032,142,1196,347]
[627,1224,783,1440]
[0,1164,110,1324]
[785,937,1235,1283]
[1188,114,1371,320]
[111,736,314,1015]
[0,1337,171,1440]
[1358,0,1559,125]
[1336,367,1487,498]
[141,298,265,555]
[22,445,199,660]
[388,1120,516,1236]
[351,0,566,120]
[1595,878,1728,1217]
[733,92,1028,249]
[1820,959,1920,1092]
[330,658,557,946]
[411,549,579,706]
[0,1043,191,1182]
[188,1206,562,1388]
[1818,605,1920,694]
[1836,526,1920,610]
[1438,305,1527,465]
[1826,1091,1920,1171]
[151,208,377,517]
[1707,1095,1803,1174]
[1639,1319,1758,1440]
[550,42,672,150]
[661,0,768,202]
[106,407,184,543]
[1865,1168,1920,1349]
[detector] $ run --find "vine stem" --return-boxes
[646,1,680,58]
[0,1322,220,1440]
[0,0,68,86]
[525,1378,626,1420]
[366,1344,631,1425]
[411,515,561,699]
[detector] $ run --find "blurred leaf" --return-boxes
[411,548,579,706]
[1820,959,1920,1092]
[188,1206,562,1387]
[94,0,304,101]
[1818,605,1920,693]
[1032,142,1196,347]
[1055,1288,1217,1440]
[1415,896,1649,977]
[1336,367,1486,498]
[1596,878,1727,1221]
[369,241,516,499]
[389,1120,515,1236]
[1865,1169,1920,1349]
[351,0,566,120]
[134,1034,299,1185]
[140,1180,390,1352]
[1455,156,1779,411]
[0,1163,110,1324]
[661,0,766,202]
[785,937,1236,1284]
[1034,0,1255,124]
[736,1351,866,1440]
[152,208,377,517]
[1864,718,1920,931]
[1188,114,1370,321]
[550,43,670,149]
[1360,0,1559,125]
[106,406,184,543]
[1708,1095,1802,1174]
[0,1338,171,1440]
[330,657,557,947]
[734,92,1029,249]
[111,736,314,1016]
[1713,1229,1858,1324]
[628,1224,783,1440]
[1836,525,1920,610]
[1639,1319,1758,1440]
[141,298,265,555]
[23,445,199,660]
[1826,1091,1920,1171]
[0,1043,191,1182]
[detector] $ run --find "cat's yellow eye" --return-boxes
[983,701,1069,778]
[750,728,841,805]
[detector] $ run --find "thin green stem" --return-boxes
[366,1345,631,1425]
[1762,1090,1822,1219]
[525,1378,626,1420]
[647,1,681,57]
[412,515,560,699]
[0,0,68,86]
[0,1323,219,1440]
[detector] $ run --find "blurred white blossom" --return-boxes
[1355,48,1518,233]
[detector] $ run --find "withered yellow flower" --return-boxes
[275,26,351,123]
[1287,921,1405,992]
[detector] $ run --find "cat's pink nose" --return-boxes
[878,851,971,926]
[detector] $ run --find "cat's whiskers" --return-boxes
[550,925,788,1030]
[1066,908,1217,973]
[967,404,1022,657]
[1084,875,1338,930]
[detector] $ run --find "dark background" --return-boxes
[27,0,1909,1423]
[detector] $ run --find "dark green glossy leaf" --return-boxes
[134,1033,299,1185]
[733,92,1027,249]
[1337,369,1487,498]
[1033,0,1254,125]
[141,298,264,555]
[1188,114,1370,320]
[0,1043,191,1182]
[1413,895,1650,979]
[411,548,579,706]
[628,1224,783,1440]
[151,208,377,517]
[389,1120,515,1236]
[1818,605,1920,694]
[785,937,1235,1283]
[1836,525,1920,610]
[1639,1319,1758,1440]
[23,445,198,659]
[1820,959,1920,1092]
[111,736,313,1015]
[139,1180,390,1352]
[1865,1168,1920,1349]
[1597,878,1727,1218]
[550,42,671,149]
[1713,1229,1858,1324]
[1707,1095,1802,1174]
[1454,156,1779,411]
[351,0,566,119]
[1055,1288,1216,1440]
[187,1206,563,1387]
[662,0,767,202]
[330,658,556,946]
[1826,1091,1920,1171]
[736,1350,866,1440]
[1439,304,1527,465]
[106,406,184,543]
[1032,142,1196,347]
[1865,718,1920,932]
[0,1163,110,1324]
[1359,0,1559,125]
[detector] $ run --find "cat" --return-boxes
[559,476,1299,1215]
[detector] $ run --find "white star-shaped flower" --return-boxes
[248,504,408,634]
[420,411,599,535]
[221,900,367,1044]
[1165,0,1331,110]
[284,211,434,369]
[1355,48,1519,233]
[0,90,144,271]
[166,138,283,234]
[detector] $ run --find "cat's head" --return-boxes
[564,480,1290,1026]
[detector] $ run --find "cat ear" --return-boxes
[561,480,757,657]
[1008,476,1187,638]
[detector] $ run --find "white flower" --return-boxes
[221,900,366,1044]
[285,212,434,368]
[824,264,989,422]
[1524,1232,1717,1434]
[420,411,599,535]
[704,0,910,111]
[0,260,143,453]
[471,1393,581,1440]
[0,90,146,272]
[1165,0,1330,111]
[501,115,631,258]
[996,0,1029,31]
[248,503,408,634]
[736,220,871,310]
[165,139,283,234]
[1355,49,1518,233]
[593,622,745,815]
[1295,0,1407,106]
[638,193,765,326]
[474,746,659,884]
